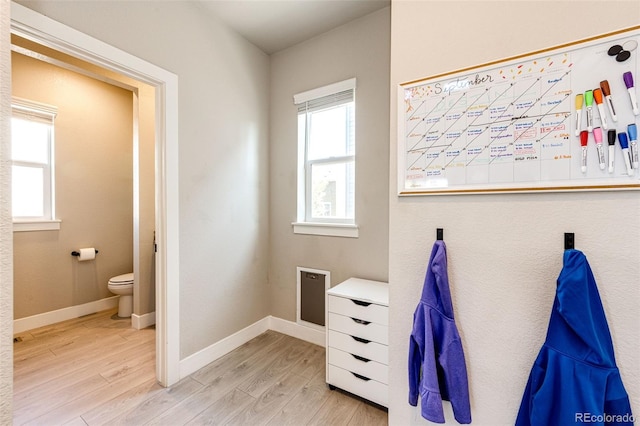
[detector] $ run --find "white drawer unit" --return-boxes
[326,277,389,407]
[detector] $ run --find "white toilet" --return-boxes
[108,272,134,318]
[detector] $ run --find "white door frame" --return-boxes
[9,3,180,386]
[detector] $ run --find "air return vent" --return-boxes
[297,267,330,331]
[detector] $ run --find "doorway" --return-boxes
[9,3,180,386]
[11,35,146,329]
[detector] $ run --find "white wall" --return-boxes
[0,1,13,422]
[269,7,390,321]
[389,2,640,425]
[13,0,272,359]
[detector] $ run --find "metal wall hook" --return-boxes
[436,228,443,241]
[564,233,575,250]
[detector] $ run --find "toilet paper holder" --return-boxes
[71,249,99,256]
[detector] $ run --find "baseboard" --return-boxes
[179,316,270,379]
[13,296,119,334]
[132,311,156,330]
[268,316,325,347]
[178,315,326,380]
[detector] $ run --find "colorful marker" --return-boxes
[628,123,638,169]
[592,89,608,130]
[600,80,617,122]
[593,127,605,170]
[618,132,634,175]
[584,90,594,132]
[623,71,639,115]
[574,94,584,136]
[608,129,616,173]
[580,130,589,173]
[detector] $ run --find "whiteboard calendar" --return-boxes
[398,26,640,195]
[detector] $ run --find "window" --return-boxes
[11,98,59,231]
[293,78,358,238]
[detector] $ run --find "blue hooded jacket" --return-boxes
[408,240,471,424]
[516,249,633,426]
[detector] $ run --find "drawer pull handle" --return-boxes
[351,372,371,381]
[351,299,372,307]
[351,317,371,325]
[351,336,371,344]
[351,354,371,363]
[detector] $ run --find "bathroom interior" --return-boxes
[11,34,157,333]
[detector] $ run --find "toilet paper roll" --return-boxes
[78,248,96,261]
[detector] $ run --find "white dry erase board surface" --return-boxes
[398,26,640,195]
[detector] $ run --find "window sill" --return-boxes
[13,220,61,232]
[292,222,359,238]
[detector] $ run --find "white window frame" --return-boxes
[11,97,60,232]
[292,78,358,238]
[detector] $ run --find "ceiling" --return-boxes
[198,0,390,55]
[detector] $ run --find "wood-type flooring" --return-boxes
[13,308,388,425]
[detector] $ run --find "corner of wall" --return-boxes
[0,0,14,421]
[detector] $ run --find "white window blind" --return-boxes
[296,89,355,114]
[12,97,57,123]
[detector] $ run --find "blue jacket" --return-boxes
[516,249,633,425]
[408,240,472,424]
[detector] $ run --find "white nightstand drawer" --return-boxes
[328,347,388,384]
[328,330,388,365]
[328,295,388,326]
[328,312,388,345]
[327,364,388,407]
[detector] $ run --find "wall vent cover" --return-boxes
[296,267,330,331]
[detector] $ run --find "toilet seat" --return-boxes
[108,272,134,286]
[107,272,134,318]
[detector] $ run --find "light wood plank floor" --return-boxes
[13,308,388,425]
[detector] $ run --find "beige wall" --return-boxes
[12,34,156,317]
[389,1,640,424]
[269,7,390,320]
[12,52,134,318]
